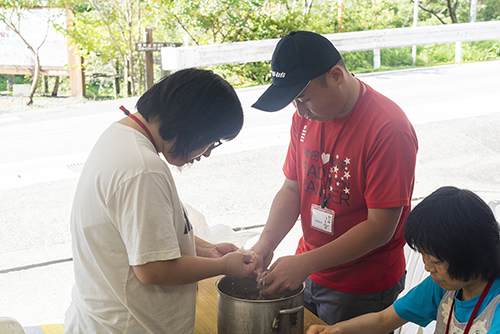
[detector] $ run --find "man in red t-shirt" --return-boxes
[251,31,418,326]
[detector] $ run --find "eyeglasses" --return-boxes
[208,140,223,151]
[198,140,222,159]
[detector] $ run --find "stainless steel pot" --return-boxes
[216,276,305,334]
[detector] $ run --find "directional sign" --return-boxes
[135,42,182,52]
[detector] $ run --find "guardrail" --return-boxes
[161,21,500,70]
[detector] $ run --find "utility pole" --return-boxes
[470,0,478,22]
[337,0,343,33]
[412,0,419,65]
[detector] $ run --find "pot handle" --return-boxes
[272,305,304,330]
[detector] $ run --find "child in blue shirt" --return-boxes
[307,186,500,334]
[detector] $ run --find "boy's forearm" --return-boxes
[133,255,224,286]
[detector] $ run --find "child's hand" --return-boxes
[198,242,238,258]
[222,252,257,278]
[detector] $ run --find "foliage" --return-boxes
[211,61,271,87]
[0,74,29,91]
[342,0,413,31]
[2,0,499,100]
[342,51,375,73]
[418,43,456,64]
[477,0,500,21]
[463,40,500,61]
[412,0,500,24]
[86,75,114,99]
[209,0,416,85]
[381,47,415,67]
[39,75,71,95]
[342,47,416,74]
[387,40,500,68]
[160,0,267,44]
[83,52,117,98]
[54,0,144,96]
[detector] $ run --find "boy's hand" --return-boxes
[198,242,238,258]
[222,252,257,278]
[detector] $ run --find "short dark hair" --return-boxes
[136,68,243,160]
[405,186,500,282]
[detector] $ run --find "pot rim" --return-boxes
[215,276,305,303]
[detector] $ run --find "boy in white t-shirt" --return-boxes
[64,69,256,334]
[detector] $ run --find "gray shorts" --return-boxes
[304,272,405,327]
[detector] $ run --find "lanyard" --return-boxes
[319,79,363,208]
[445,280,494,334]
[119,106,159,154]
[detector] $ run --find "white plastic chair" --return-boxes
[401,245,429,298]
[0,317,25,334]
[489,200,500,222]
[394,245,430,334]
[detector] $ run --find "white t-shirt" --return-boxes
[64,123,196,334]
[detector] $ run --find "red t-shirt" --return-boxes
[283,81,418,294]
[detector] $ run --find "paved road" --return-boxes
[1,60,499,326]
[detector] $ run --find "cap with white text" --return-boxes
[252,31,342,112]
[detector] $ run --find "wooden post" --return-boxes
[69,51,85,98]
[51,76,60,97]
[43,75,49,94]
[7,75,14,92]
[114,61,120,99]
[145,28,154,90]
[66,9,85,98]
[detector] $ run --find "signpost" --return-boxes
[135,30,182,90]
[135,42,182,52]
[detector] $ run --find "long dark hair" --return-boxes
[136,68,243,160]
[405,186,500,282]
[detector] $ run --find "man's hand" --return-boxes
[250,241,274,275]
[260,253,311,296]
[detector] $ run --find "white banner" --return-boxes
[0,8,68,68]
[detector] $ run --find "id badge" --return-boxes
[311,204,335,235]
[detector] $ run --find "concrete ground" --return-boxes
[0,60,499,328]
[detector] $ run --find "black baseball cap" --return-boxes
[252,31,342,112]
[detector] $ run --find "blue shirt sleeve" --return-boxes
[394,276,446,328]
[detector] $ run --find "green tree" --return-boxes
[477,0,500,21]
[409,0,498,24]
[57,0,144,97]
[342,0,412,31]
[149,0,270,45]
